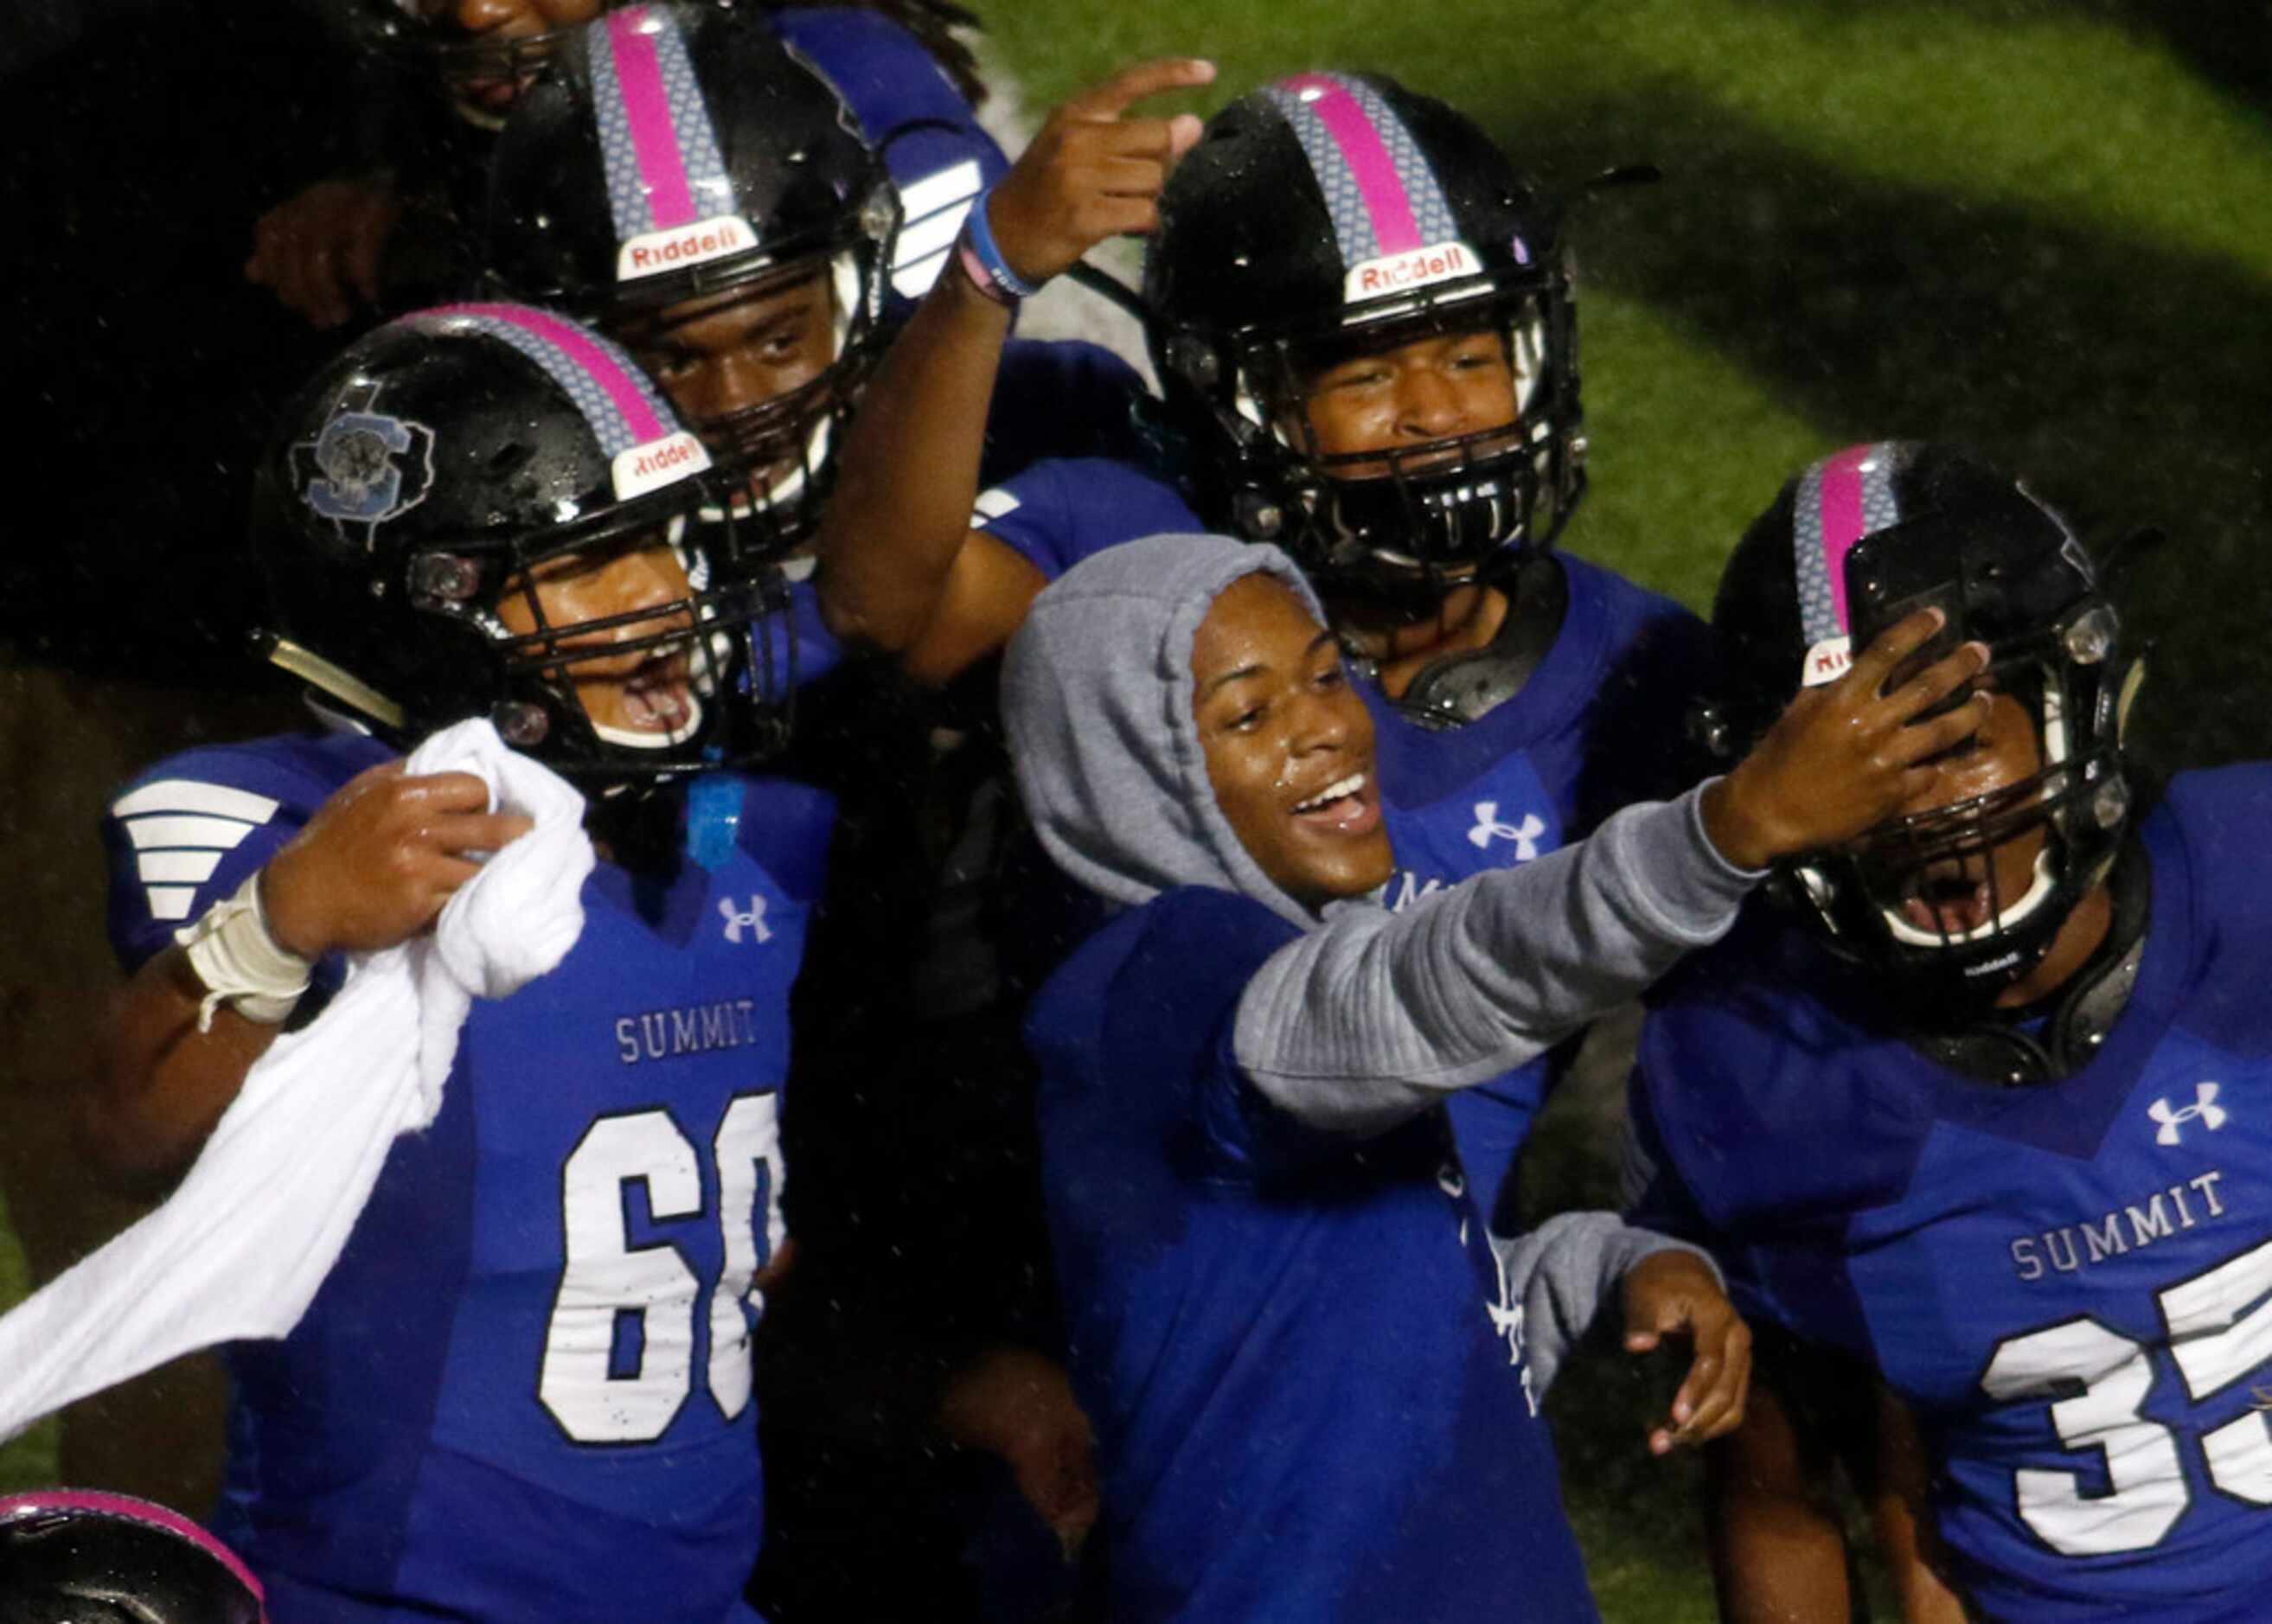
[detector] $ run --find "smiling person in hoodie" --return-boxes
[998,533,1992,1621]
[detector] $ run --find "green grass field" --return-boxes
[5,1,2266,1608]
[976,3,2272,1615]
[991,0,2272,777]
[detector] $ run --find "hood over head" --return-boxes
[1002,534,1334,930]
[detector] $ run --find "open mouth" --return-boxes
[464,74,528,111]
[1290,771,1379,836]
[618,649,697,735]
[1900,860,1995,937]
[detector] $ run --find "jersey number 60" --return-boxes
[536,1093,784,1445]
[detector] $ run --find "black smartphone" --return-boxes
[1844,527,1969,709]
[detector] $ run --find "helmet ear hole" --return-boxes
[1163,333,1219,390]
[1233,491,1285,540]
[495,700,552,748]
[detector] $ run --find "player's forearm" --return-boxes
[1866,1385,1971,1624]
[814,261,1015,653]
[1709,1379,1860,1624]
[1232,785,1757,1135]
[86,945,278,1195]
[1712,1483,1855,1624]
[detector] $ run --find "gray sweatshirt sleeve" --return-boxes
[1232,782,1758,1135]
[1491,1212,1724,1397]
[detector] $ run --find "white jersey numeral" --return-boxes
[1980,1238,2272,1552]
[538,1095,783,1445]
[1981,1319,2186,1554]
[707,1094,786,1421]
[2162,1237,2272,1506]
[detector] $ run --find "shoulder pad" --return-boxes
[1393,557,1569,728]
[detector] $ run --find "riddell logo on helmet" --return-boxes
[1343,240,1476,303]
[1801,635,1853,687]
[617,214,756,282]
[611,431,711,500]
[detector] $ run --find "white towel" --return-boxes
[0,719,594,1442]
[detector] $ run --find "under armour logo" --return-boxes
[2149,1083,2228,1146]
[1468,802,1546,860]
[719,896,771,945]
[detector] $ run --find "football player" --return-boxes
[249,0,1003,329]
[998,531,1989,1618]
[91,304,830,1619]
[480,3,1144,549]
[482,12,1154,1610]
[817,66,1707,1234]
[1618,442,2272,1621]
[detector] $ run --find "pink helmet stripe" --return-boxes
[1814,443,1872,630]
[606,7,699,231]
[0,1489,266,1608]
[1276,74,1424,254]
[429,302,673,447]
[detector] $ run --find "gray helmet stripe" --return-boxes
[1262,74,1462,272]
[588,6,733,246]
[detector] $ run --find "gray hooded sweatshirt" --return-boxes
[1002,533,1757,1390]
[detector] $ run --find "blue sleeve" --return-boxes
[781,575,846,689]
[1635,964,1928,1236]
[771,6,1007,302]
[1567,572,1722,829]
[1030,889,1355,1180]
[101,736,390,982]
[975,458,1206,584]
[981,340,1151,485]
[1627,1039,1879,1352]
[1622,1063,1721,1247]
[2157,765,2272,1058]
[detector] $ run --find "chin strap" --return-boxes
[1905,838,2151,1086]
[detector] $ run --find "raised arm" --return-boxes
[1235,609,1990,1134]
[1233,786,1751,1135]
[89,763,528,1194]
[814,57,1213,681]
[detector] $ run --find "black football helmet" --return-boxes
[253,300,797,782]
[484,3,898,551]
[0,1491,266,1624]
[1711,442,2144,1010]
[1144,72,1584,598]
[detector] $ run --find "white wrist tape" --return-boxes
[174,870,314,1032]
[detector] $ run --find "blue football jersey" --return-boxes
[1632,766,2272,1621]
[1027,886,1597,1622]
[978,456,1714,1227]
[104,729,835,1622]
[771,6,1006,304]
[1363,554,1712,1230]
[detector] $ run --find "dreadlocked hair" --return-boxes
[784,0,988,107]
